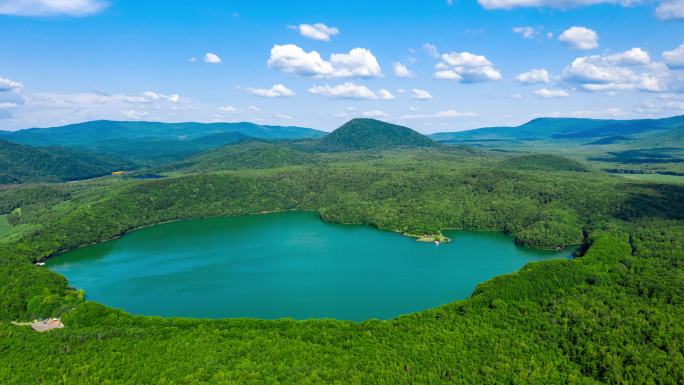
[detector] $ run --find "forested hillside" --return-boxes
[499,154,590,172]
[318,118,437,151]
[160,141,318,173]
[0,139,131,184]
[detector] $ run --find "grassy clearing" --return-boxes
[620,173,684,184]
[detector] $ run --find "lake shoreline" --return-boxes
[48,211,573,321]
[39,209,575,264]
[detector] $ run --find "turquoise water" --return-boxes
[47,211,571,321]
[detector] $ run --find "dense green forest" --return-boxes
[317,118,438,151]
[0,118,683,384]
[159,141,319,173]
[498,154,590,172]
[0,139,132,184]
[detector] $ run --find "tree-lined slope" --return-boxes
[318,118,438,151]
[499,154,589,172]
[0,139,131,184]
[161,141,317,173]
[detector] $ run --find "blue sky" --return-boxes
[1,0,683,133]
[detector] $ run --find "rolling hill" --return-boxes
[317,118,437,151]
[0,120,326,165]
[0,139,132,184]
[160,141,317,173]
[430,115,684,144]
[158,118,443,173]
[499,154,590,172]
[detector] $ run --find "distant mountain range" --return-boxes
[0,120,325,165]
[0,120,325,145]
[429,115,684,146]
[2,115,683,184]
[158,118,439,173]
[0,118,442,183]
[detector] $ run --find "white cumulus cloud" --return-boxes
[362,110,389,118]
[330,48,382,78]
[559,26,599,50]
[517,69,550,84]
[0,0,107,16]
[122,110,150,120]
[268,44,382,78]
[663,44,684,70]
[606,48,651,66]
[423,43,439,59]
[512,26,538,39]
[562,56,636,84]
[293,23,339,41]
[268,44,333,77]
[308,83,394,100]
[563,55,636,91]
[411,89,433,100]
[534,88,569,98]
[204,53,222,64]
[656,0,684,20]
[401,109,477,119]
[124,91,180,104]
[0,102,18,109]
[217,106,240,114]
[3,89,191,128]
[0,77,22,92]
[393,62,412,78]
[559,54,668,92]
[435,109,478,118]
[377,89,395,100]
[478,0,639,10]
[477,0,684,22]
[434,51,502,83]
[244,84,296,98]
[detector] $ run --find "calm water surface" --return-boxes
[48,211,571,321]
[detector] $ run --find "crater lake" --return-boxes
[47,211,571,321]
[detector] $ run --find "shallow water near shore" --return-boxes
[47,211,571,321]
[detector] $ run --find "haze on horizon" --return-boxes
[0,0,683,133]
